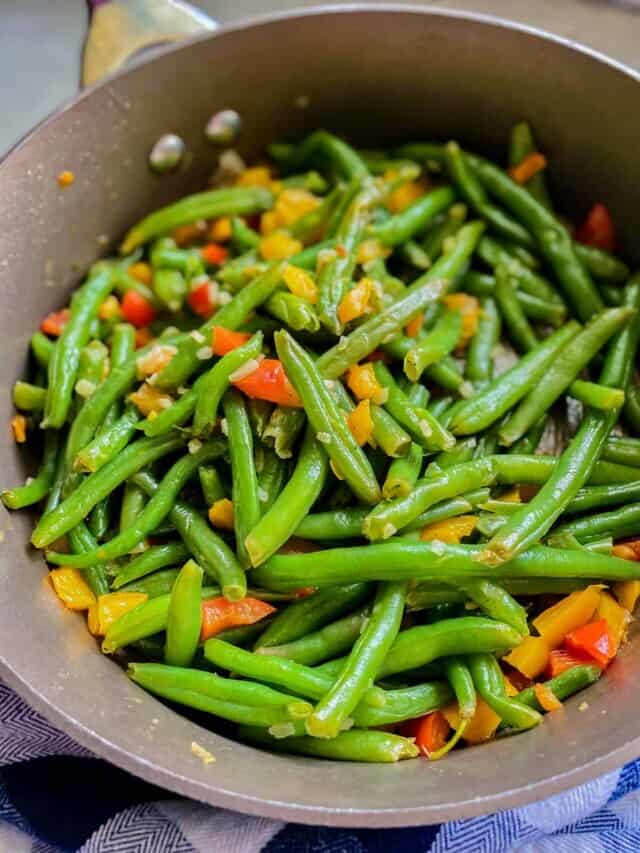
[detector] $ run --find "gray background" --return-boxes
[1,0,639,157]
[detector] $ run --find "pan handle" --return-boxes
[83,0,218,88]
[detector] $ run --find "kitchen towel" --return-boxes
[1,680,639,852]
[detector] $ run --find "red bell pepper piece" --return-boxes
[563,618,615,669]
[121,291,156,328]
[41,308,70,337]
[201,243,229,266]
[575,203,616,252]
[547,648,598,678]
[402,711,451,757]
[232,358,302,407]
[211,326,251,356]
[200,596,276,641]
[187,281,217,318]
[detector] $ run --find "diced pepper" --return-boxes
[346,363,387,405]
[442,697,501,744]
[128,262,153,286]
[134,327,153,349]
[88,592,148,636]
[259,232,303,261]
[532,585,602,649]
[503,675,519,697]
[534,683,563,712]
[356,239,391,265]
[283,265,318,304]
[232,359,302,407]
[208,498,235,531]
[595,591,630,652]
[121,290,156,328]
[11,414,27,444]
[98,295,121,321]
[338,278,373,325]
[547,648,596,677]
[172,222,206,247]
[564,618,615,669]
[293,585,317,597]
[409,711,451,757]
[188,280,217,318]
[236,166,273,188]
[508,152,547,185]
[128,383,174,416]
[503,635,550,679]
[260,210,280,236]
[136,344,177,378]
[41,308,70,337]
[444,293,481,349]
[347,399,374,446]
[405,312,424,339]
[201,243,229,266]
[420,515,478,544]
[612,538,640,562]
[211,326,252,356]
[384,172,430,214]
[201,596,276,641]
[613,579,640,613]
[208,217,232,242]
[49,568,96,610]
[274,189,319,226]
[575,203,616,252]
[57,170,75,188]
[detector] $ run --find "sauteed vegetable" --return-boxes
[5,125,640,763]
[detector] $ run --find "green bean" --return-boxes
[383,443,423,499]
[456,580,529,636]
[369,405,412,458]
[600,283,623,307]
[477,235,561,305]
[32,433,182,548]
[43,267,114,428]
[289,185,342,241]
[262,406,306,460]
[231,216,260,252]
[494,263,538,353]
[264,291,319,333]
[508,416,548,456]
[47,441,225,567]
[499,308,633,447]
[508,121,552,209]
[307,581,406,738]
[463,270,567,326]
[31,331,54,368]
[469,153,604,320]
[150,239,204,277]
[516,665,602,710]
[494,453,638,487]
[155,268,187,312]
[239,726,418,762]
[568,380,625,411]
[275,331,380,504]
[132,470,246,601]
[121,568,180,598]
[163,559,203,667]
[408,578,589,611]
[120,187,273,254]
[466,297,500,385]
[573,243,629,284]
[67,521,110,597]
[293,507,368,540]
[73,405,140,473]
[198,465,225,507]
[443,657,476,720]
[363,458,496,541]
[113,543,190,589]
[255,583,372,649]
[564,481,640,516]
[222,390,261,568]
[555,502,640,542]
[153,262,285,391]
[255,606,371,667]
[399,240,431,270]
[601,436,640,467]
[422,203,468,263]
[404,310,462,381]
[445,142,535,249]
[192,332,263,436]
[624,383,640,435]
[254,448,285,512]
[403,489,490,532]
[13,381,46,412]
[251,540,640,591]
[317,190,370,334]
[468,654,541,730]
[2,429,60,510]
[450,322,579,435]
[246,399,273,442]
[370,186,456,246]
[426,437,477,475]
[118,481,147,536]
[270,131,368,181]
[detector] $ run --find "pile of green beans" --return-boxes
[5,126,640,766]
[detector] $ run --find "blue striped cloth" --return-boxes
[1,679,639,852]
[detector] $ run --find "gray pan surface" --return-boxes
[1,6,640,827]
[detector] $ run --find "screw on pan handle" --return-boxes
[82,0,218,88]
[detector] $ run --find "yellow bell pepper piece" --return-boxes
[98,295,121,321]
[384,171,430,214]
[283,265,318,304]
[347,400,373,447]
[346,363,388,405]
[503,635,550,678]
[338,278,373,325]
[356,239,391,265]
[442,697,501,744]
[209,216,232,242]
[129,261,153,285]
[208,498,235,531]
[259,232,303,261]
[503,675,519,697]
[88,592,147,636]
[596,590,631,652]
[49,568,97,611]
[275,188,320,225]
[236,166,273,188]
[443,293,481,349]
[532,585,602,649]
[613,579,640,613]
[420,515,478,544]
[128,383,174,417]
